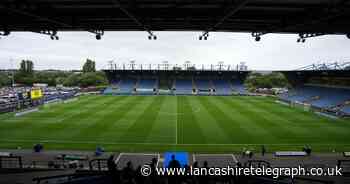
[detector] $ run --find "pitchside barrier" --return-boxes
[44,98,62,105]
[280,98,344,119]
[15,108,39,117]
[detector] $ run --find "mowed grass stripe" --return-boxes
[71,96,145,140]
[225,97,299,142]
[96,97,157,141]
[0,96,118,139]
[187,97,232,143]
[57,96,134,140]
[243,98,325,138]
[253,100,350,140]
[213,97,277,143]
[38,95,103,115]
[10,96,129,141]
[24,95,115,121]
[145,96,177,143]
[244,97,350,143]
[119,96,166,143]
[0,95,350,152]
[177,96,207,144]
[198,96,253,143]
[243,97,337,142]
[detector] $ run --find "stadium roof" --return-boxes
[1,0,350,39]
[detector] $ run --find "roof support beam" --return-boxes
[252,0,349,41]
[111,0,155,38]
[199,0,249,39]
[0,5,102,37]
[207,0,250,32]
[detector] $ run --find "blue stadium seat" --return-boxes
[231,81,246,94]
[212,80,232,95]
[280,85,350,109]
[136,79,157,95]
[195,79,211,95]
[341,105,350,114]
[175,79,193,95]
[118,79,136,94]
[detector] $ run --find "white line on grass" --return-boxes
[1,139,349,146]
[115,152,160,166]
[175,111,178,144]
[194,154,238,164]
[115,153,123,164]
[157,153,160,168]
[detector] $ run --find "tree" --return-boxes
[244,72,290,91]
[0,72,11,87]
[15,60,35,85]
[82,59,96,73]
[19,60,34,75]
[62,72,108,87]
[34,70,71,86]
[63,73,81,87]
[78,72,108,87]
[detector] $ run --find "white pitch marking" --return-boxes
[157,153,160,168]
[175,111,178,145]
[1,139,350,146]
[194,154,238,164]
[231,154,238,163]
[115,152,159,166]
[115,153,123,164]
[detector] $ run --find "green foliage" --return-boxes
[0,72,12,87]
[9,58,107,87]
[78,72,108,87]
[82,59,96,73]
[63,73,81,87]
[244,72,290,91]
[34,70,71,86]
[19,60,34,75]
[63,72,108,87]
[15,60,35,85]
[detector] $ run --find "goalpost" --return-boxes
[291,101,311,112]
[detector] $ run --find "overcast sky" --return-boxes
[0,31,349,71]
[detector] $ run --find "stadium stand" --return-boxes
[118,79,136,94]
[280,85,350,109]
[231,80,247,94]
[279,70,350,117]
[103,86,119,95]
[341,105,350,115]
[103,70,250,96]
[0,87,77,114]
[136,79,157,95]
[174,79,193,95]
[195,79,211,95]
[2,151,348,184]
[212,79,232,95]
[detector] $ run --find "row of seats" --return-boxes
[103,79,246,95]
[174,79,193,95]
[44,91,76,101]
[279,85,350,114]
[341,105,350,114]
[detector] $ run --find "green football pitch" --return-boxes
[0,95,350,153]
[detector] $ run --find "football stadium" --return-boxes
[1,70,350,153]
[1,0,350,184]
